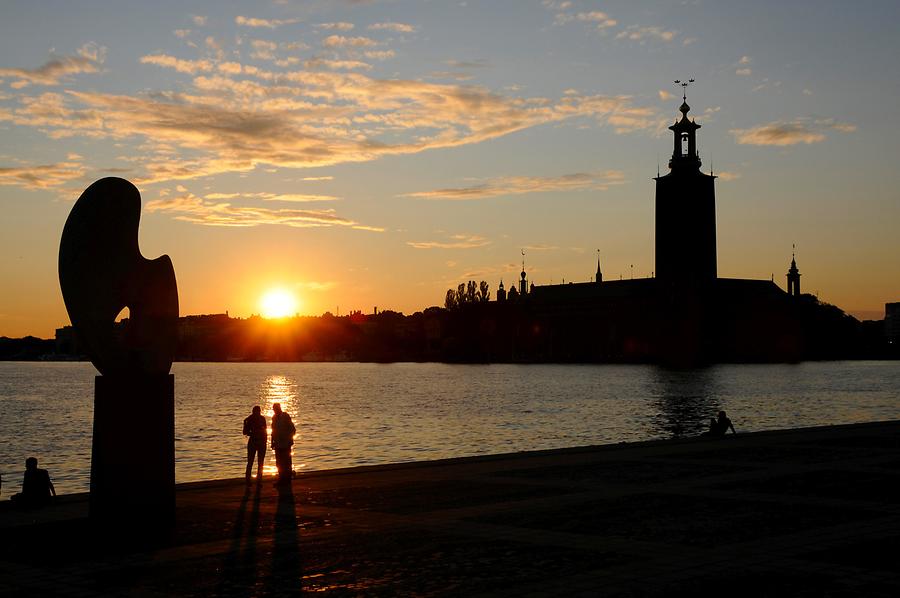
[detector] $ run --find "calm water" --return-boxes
[1,361,899,495]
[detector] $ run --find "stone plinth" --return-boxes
[90,374,175,525]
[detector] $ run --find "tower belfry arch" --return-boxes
[654,79,718,283]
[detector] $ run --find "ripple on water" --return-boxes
[1,361,899,494]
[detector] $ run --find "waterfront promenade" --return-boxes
[2,420,899,596]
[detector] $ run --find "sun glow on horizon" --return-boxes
[259,288,299,319]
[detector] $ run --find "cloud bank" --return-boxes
[731,118,855,146]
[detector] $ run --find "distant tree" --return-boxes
[478,280,490,302]
[445,289,457,310]
[466,280,477,303]
[456,283,467,306]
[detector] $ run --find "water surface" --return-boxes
[1,361,898,494]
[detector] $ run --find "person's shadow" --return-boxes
[267,484,302,594]
[218,484,263,593]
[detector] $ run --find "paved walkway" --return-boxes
[2,421,900,597]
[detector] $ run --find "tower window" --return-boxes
[681,133,689,156]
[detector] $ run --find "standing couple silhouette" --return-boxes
[243,403,296,485]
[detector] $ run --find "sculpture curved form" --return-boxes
[59,177,178,376]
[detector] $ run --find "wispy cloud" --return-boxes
[715,171,741,181]
[145,191,381,230]
[304,58,372,71]
[0,159,85,190]
[203,191,338,202]
[140,54,213,74]
[0,43,105,88]
[405,170,625,200]
[735,55,752,76]
[322,35,379,48]
[1,48,659,189]
[295,280,337,291]
[368,22,416,33]
[364,50,395,60]
[407,234,489,249]
[235,16,300,29]
[556,11,618,29]
[615,26,678,43]
[191,15,208,27]
[316,22,355,31]
[731,118,855,146]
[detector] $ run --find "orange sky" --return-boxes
[2,1,899,337]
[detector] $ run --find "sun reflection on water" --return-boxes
[259,374,301,475]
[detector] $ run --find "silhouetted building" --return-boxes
[655,98,717,284]
[496,280,507,302]
[497,94,825,364]
[887,302,900,345]
[787,253,801,297]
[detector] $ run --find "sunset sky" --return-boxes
[2,0,899,337]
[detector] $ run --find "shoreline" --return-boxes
[4,417,897,501]
[3,419,900,595]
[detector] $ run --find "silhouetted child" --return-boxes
[243,406,268,483]
[271,402,296,486]
[10,457,56,507]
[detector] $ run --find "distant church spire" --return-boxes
[787,244,801,297]
[520,249,528,295]
[596,250,603,283]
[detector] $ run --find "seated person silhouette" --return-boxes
[702,411,737,437]
[10,457,56,507]
[706,410,736,436]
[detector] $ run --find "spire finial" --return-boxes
[674,78,695,101]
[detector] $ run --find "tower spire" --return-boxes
[596,249,603,283]
[668,78,701,171]
[787,244,801,297]
[674,78,694,101]
[520,249,528,296]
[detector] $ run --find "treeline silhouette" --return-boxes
[445,280,491,309]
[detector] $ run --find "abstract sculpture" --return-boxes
[59,177,179,527]
[59,177,178,375]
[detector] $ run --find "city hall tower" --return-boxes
[654,92,717,283]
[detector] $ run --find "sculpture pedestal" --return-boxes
[90,374,175,526]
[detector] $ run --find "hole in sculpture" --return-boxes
[115,306,130,323]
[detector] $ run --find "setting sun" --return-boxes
[259,289,298,319]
